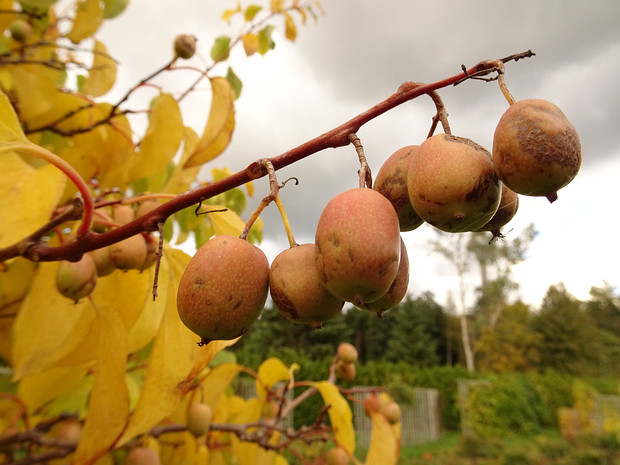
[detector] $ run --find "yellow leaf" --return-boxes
[67,0,103,44]
[81,40,117,97]
[72,304,130,465]
[242,33,259,56]
[231,398,276,465]
[271,0,284,12]
[245,181,254,197]
[364,411,401,465]
[255,358,292,401]
[18,366,87,414]
[284,13,297,41]
[0,90,27,143]
[185,77,235,167]
[11,262,95,380]
[273,455,289,465]
[127,265,169,353]
[200,363,244,409]
[130,93,183,181]
[0,151,66,249]
[54,269,151,366]
[118,248,238,445]
[313,381,355,454]
[208,206,246,237]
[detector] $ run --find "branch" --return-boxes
[0,51,535,263]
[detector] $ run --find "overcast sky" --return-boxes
[98,0,620,309]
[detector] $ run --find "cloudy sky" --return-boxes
[98,0,620,309]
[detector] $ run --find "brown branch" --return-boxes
[0,51,535,264]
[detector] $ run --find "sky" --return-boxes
[97,0,620,310]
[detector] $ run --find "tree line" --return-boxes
[234,281,620,378]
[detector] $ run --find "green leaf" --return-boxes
[244,4,262,21]
[102,0,129,18]
[211,35,231,62]
[226,67,242,100]
[18,0,56,9]
[257,25,276,55]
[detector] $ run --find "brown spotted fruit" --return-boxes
[474,183,519,238]
[407,134,501,232]
[374,145,424,231]
[269,243,344,328]
[56,254,97,302]
[177,234,269,344]
[315,188,401,306]
[493,99,581,203]
[356,237,409,315]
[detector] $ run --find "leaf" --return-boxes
[72,304,130,465]
[257,25,276,55]
[185,77,235,168]
[222,6,241,22]
[210,35,231,62]
[313,381,355,454]
[81,40,117,97]
[130,93,183,181]
[200,363,244,409]
[118,248,238,445]
[67,0,103,44]
[11,262,95,380]
[270,0,284,12]
[244,5,262,21]
[364,411,401,465]
[255,358,292,401]
[242,33,259,57]
[18,366,87,415]
[208,207,246,237]
[54,269,151,367]
[102,0,129,18]
[284,12,297,41]
[226,67,243,99]
[0,90,27,144]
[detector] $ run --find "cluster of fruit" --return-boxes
[55,203,159,302]
[176,97,581,345]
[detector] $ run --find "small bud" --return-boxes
[174,34,197,59]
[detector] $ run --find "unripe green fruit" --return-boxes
[9,19,32,42]
[315,188,401,306]
[356,237,409,315]
[408,134,500,232]
[380,401,401,425]
[89,246,115,277]
[326,446,350,465]
[56,254,97,302]
[493,99,581,203]
[336,361,356,381]
[374,145,424,231]
[186,402,213,437]
[109,234,148,271]
[177,235,269,344]
[474,183,519,237]
[337,342,358,364]
[261,401,279,419]
[270,243,344,328]
[124,446,161,465]
[174,34,197,59]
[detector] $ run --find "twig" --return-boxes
[0,51,536,264]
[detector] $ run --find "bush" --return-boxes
[464,373,553,437]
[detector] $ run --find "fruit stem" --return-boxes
[495,62,516,105]
[274,195,297,247]
[4,142,94,237]
[348,133,372,188]
[426,90,452,137]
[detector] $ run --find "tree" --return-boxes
[531,283,620,376]
[385,293,446,366]
[0,1,546,463]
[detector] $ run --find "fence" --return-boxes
[234,378,295,430]
[351,387,441,447]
